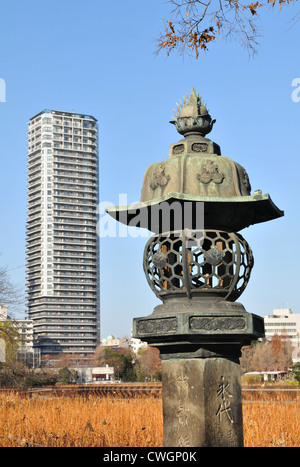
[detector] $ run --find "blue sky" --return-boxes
[0,1,299,338]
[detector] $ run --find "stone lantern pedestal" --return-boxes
[133,298,264,447]
[107,88,283,447]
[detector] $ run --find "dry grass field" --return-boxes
[0,388,299,447]
[242,389,300,447]
[0,392,163,447]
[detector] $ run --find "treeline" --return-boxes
[1,318,300,388]
[94,345,162,382]
[0,339,162,388]
[240,334,294,373]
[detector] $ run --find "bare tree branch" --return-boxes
[0,264,24,316]
[156,0,297,58]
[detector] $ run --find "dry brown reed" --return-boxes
[243,390,300,447]
[0,389,299,447]
[0,392,163,447]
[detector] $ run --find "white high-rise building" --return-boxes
[26,110,100,355]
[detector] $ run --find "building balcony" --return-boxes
[27,184,41,196]
[26,216,42,226]
[26,272,42,282]
[27,206,43,220]
[26,231,42,242]
[26,225,42,237]
[27,146,41,155]
[27,181,41,192]
[26,195,41,207]
[28,151,42,162]
[26,241,42,252]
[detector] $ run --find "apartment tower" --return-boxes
[26,110,100,355]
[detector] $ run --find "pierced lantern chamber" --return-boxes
[144,229,253,303]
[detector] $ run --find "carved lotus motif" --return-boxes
[150,163,170,190]
[197,161,224,185]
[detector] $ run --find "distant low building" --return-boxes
[100,334,148,354]
[244,369,290,382]
[130,337,148,354]
[74,365,114,383]
[264,308,300,348]
[264,308,300,363]
[14,318,33,349]
[100,335,130,349]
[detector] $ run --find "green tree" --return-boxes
[0,321,22,363]
[291,362,300,383]
[0,262,25,385]
[23,371,57,388]
[95,346,137,381]
[58,367,78,384]
[0,321,28,387]
[136,347,162,382]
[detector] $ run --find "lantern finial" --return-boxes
[171,87,215,137]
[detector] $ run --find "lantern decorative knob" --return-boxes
[170,87,216,137]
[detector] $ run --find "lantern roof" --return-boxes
[107,89,283,233]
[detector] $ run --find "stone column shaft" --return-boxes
[161,358,243,447]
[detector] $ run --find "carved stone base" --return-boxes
[162,358,243,447]
[132,299,264,362]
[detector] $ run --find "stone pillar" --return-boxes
[161,357,243,447]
